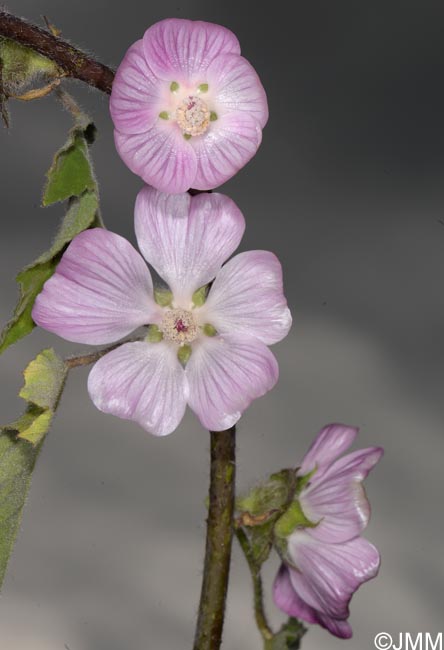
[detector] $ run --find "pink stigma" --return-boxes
[175,318,188,333]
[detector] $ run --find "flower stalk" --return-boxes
[193,426,236,650]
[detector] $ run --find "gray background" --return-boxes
[1,1,443,648]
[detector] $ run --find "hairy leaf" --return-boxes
[0,114,100,354]
[269,618,306,650]
[1,348,67,446]
[0,348,67,588]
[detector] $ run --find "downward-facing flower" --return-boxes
[273,424,383,638]
[110,18,268,193]
[32,188,291,436]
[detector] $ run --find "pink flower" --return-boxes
[273,424,383,639]
[32,188,291,436]
[110,18,268,194]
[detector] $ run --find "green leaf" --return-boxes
[0,113,100,355]
[43,133,96,206]
[0,349,67,590]
[0,430,42,589]
[269,618,306,650]
[1,348,67,446]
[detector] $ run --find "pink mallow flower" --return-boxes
[273,424,383,639]
[110,18,268,194]
[32,188,291,436]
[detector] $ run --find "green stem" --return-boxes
[193,427,236,650]
[235,527,274,644]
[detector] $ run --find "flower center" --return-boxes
[175,95,211,136]
[160,308,198,345]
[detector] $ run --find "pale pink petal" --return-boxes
[110,40,164,134]
[142,18,240,82]
[287,532,380,620]
[301,447,384,543]
[114,123,197,194]
[207,53,268,127]
[200,251,291,345]
[273,564,318,624]
[315,613,353,639]
[135,187,245,303]
[299,424,358,479]
[87,341,187,436]
[185,334,278,431]
[32,229,160,345]
[191,111,262,190]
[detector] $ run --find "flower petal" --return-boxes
[207,53,268,127]
[200,251,291,345]
[191,111,263,190]
[142,18,240,81]
[287,532,380,620]
[301,447,384,543]
[273,564,318,624]
[299,423,358,479]
[135,187,245,304]
[314,613,353,639]
[110,40,164,135]
[32,229,160,345]
[185,334,278,431]
[88,341,187,436]
[114,123,197,194]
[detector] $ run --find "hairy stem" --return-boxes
[235,527,274,643]
[64,337,141,369]
[193,427,236,650]
[0,11,114,93]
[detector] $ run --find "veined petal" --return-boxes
[201,250,292,345]
[110,40,164,134]
[114,123,197,194]
[207,53,268,127]
[301,447,384,543]
[273,564,318,624]
[185,334,278,431]
[191,111,263,190]
[32,229,160,345]
[299,423,358,479]
[135,187,245,304]
[287,532,380,620]
[314,613,353,639]
[87,341,187,436]
[142,18,240,81]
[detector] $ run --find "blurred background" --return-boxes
[1,1,443,648]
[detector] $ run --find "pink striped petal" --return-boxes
[110,40,164,134]
[142,19,240,82]
[114,123,197,194]
[299,424,358,479]
[314,613,353,639]
[191,111,262,190]
[207,54,268,127]
[135,187,245,304]
[201,251,291,345]
[32,229,160,345]
[287,532,380,620]
[301,447,384,543]
[273,564,318,624]
[88,341,187,436]
[185,334,278,431]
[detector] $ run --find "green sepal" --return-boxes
[266,618,306,650]
[0,114,100,355]
[245,519,275,567]
[158,111,169,120]
[274,500,317,540]
[183,133,192,140]
[177,344,192,365]
[236,468,297,519]
[202,323,217,337]
[294,466,317,494]
[146,325,163,343]
[192,284,209,307]
[154,287,173,307]
[0,38,57,93]
[210,111,218,121]
[198,83,209,92]
[170,81,179,92]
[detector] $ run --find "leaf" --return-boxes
[0,113,100,354]
[0,348,67,589]
[1,348,67,446]
[0,431,42,589]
